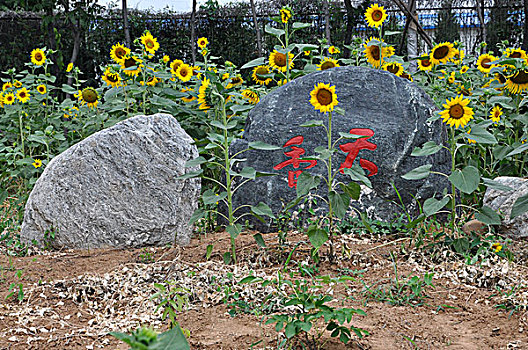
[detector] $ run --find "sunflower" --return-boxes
[490,106,502,123]
[277,79,288,86]
[31,48,46,66]
[0,92,3,107]
[201,49,208,57]
[120,55,142,76]
[363,37,393,68]
[310,82,338,114]
[78,87,99,108]
[317,57,340,71]
[221,72,230,81]
[448,71,455,84]
[141,31,159,54]
[400,71,413,81]
[439,94,474,129]
[13,80,22,88]
[197,37,209,49]
[32,159,42,168]
[476,53,496,74]
[110,43,130,64]
[504,48,527,61]
[280,7,292,23]
[16,87,30,103]
[176,64,193,82]
[181,87,196,103]
[37,84,46,94]
[269,50,294,72]
[504,69,528,94]
[252,65,272,85]
[227,76,244,89]
[364,3,387,28]
[460,65,469,74]
[328,46,340,55]
[66,63,74,72]
[2,82,12,91]
[102,68,122,87]
[197,79,213,110]
[382,62,404,77]
[170,59,184,75]
[242,89,260,104]
[491,243,502,253]
[450,48,464,65]
[142,76,161,87]
[416,56,433,71]
[430,42,455,65]
[3,92,15,105]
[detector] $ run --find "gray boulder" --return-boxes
[21,113,201,249]
[230,66,451,231]
[483,177,528,238]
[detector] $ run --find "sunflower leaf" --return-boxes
[511,194,528,219]
[465,124,497,144]
[401,164,432,180]
[411,141,442,156]
[240,57,266,70]
[505,142,528,157]
[448,166,480,194]
[300,120,324,127]
[265,25,285,38]
[475,206,502,226]
[423,196,450,217]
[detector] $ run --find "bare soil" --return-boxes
[1,229,528,349]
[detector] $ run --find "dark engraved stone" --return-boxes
[230,66,451,231]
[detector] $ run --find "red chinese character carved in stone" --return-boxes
[273,136,317,188]
[339,128,378,176]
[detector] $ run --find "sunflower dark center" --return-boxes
[433,46,449,59]
[316,89,332,106]
[510,70,528,84]
[387,64,398,74]
[38,86,45,92]
[7,96,13,101]
[107,73,119,83]
[116,48,126,59]
[124,57,137,68]
[35,52,43,61]
[372,10,383,21]
[146,40,154,49]
[449,104,464,119]
[510,52,521,58]
[481,58,492,68]
[422,59,431,67]
[370,46,380,60]
[232,77,242,84]
[320,61,335,70]
[180,68,189,77]
[497,73,506,84]
[19,91,26,98]
[256,67,268,76]
[274,53,287,66]
[82,89,98,103]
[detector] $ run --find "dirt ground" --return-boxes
[1,228,528,349]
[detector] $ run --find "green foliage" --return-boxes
[239,267,368,348]
[150,282,190,329]
[361,253,435,307]
[110,326,190,350]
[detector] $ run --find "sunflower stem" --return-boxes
[450,127,457,230]
[285,20,290,82]
[327,110,334,260]
[141,69,147,114]
[221,96,236,265]
[18,113,25,160]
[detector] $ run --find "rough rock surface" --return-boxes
[230,66,451,231]
[21,114,200,249]
[483,177,528,238]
